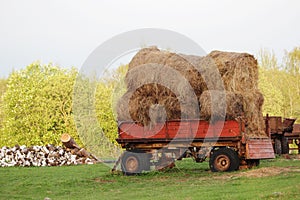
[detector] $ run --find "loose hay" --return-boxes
[216,167,298,179]
[118,47,267,137]
[117,84,199,126]
[203,51,265,137]
[207,50,259,92]
[126,47,208,97]
[199,90,244,121]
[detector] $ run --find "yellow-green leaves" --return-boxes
[0,63,80,147]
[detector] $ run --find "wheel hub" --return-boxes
[126,156,139,172]
[215,155,230,171]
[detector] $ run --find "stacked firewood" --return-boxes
[0,144,95,167]
[0,134,99,167]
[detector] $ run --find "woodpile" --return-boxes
[0,134,99,167]
[0,144,96,167]
[117,46,267,137]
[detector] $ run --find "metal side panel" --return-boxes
[246,139,275,159]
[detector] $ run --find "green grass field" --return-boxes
[0,157,300,200]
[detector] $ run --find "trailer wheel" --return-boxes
[209,148,239,172]
[121,151,150,175]
[274,138,282,155]
[281,136,289,154]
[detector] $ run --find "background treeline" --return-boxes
[259,47,300,119]
[0,48,299,156]
[0,63,127,157]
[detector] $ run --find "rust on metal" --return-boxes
[246,139,275,159]
[214,154,231,171]
[267,116,283,134]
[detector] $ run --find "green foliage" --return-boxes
[72,65,127,158]
[0,79,7,96]
[72,74,110,158]
[95,65,128,145]
[258,48,300,122]
[259,68,284,116]
[284,47,300,119]
[0,78,7,130]
[95,82,117,144]
[0,62,127,157]
[0,63,80,147]
[258,49,278,70]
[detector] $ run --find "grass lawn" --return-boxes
[0,157,300,200]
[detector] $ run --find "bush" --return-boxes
[0,63,80,147]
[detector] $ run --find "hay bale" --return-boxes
[128,48,259,94]
[199,90,244,121]
[118,47,266,137]
[242,91,266,137]
[116,92,132,121]
[126,47,208,97]
[128,46,169,71]
[206,51,266,137]
[207,50,259,92]
[149,104,167,125]
[117,84,199,126]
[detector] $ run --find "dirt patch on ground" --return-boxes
[93,178,116,183]
[281,154,300,160]
[217,166,300,180]
[238,167,292,178]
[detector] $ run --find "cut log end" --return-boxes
[60,133,79,149]
[61,133,71,143]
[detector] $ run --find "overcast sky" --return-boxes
[0,0,299,77]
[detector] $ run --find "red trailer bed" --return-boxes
[115,119,274,174]
[117,119,242,142]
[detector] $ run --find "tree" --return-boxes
[258,49,284,116]
[285,47,300,77]
[0,63,79,147]
[258,48,300,121]
[94,66,127,143]
[258,49,278,70]
[258,67,284,116]
[0,78,7,130]
[283,47,300,119]
[72,65,127,158]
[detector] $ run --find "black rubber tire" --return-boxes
[121,151,151,175]
[141,153,151,171]
[209,148,240,172]
[253,159,260,167]
[246,159,260,168]
[281,136,289,154]
[274,138,282,155]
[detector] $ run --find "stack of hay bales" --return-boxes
[117,46,266,137]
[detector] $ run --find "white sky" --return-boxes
[0,0,299,77]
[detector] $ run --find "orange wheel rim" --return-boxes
[214,155,230,171]
[126,156,139,172]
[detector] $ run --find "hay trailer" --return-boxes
[114,119,275,175]
[265,115,300,154]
